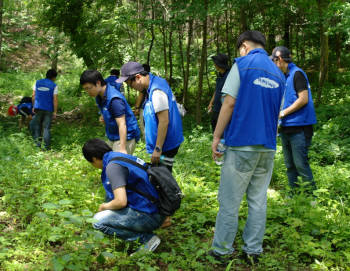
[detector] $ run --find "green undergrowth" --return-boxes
[1,71,350,270]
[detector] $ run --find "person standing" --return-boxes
[207,53,230,132]
[82,138,164,254]
[104,69,125,94]
[80,70,140,154]
[116,62,183,173]
[30,69,58,150]
[209,31,285,263]
[271,46,317,192]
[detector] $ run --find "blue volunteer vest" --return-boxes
[105,75,123,91]
[143,73,184,153]
[224,48,285,150]
[280,62,317,127]
[102,151,159,214]
[34,78,56,112]
[96,84,140,141]
[17,102,33,114]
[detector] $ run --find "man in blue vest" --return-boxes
[82,138,164,254]
[116,62,184,173]
[207,53,230,133]
[104,69,125,94]
[271,46,317,192]
[209,31,285,264]
[29,69,58,150]
[80,70,140,154]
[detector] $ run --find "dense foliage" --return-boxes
[1,70,350,270]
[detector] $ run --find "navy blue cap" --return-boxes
[116,62,145,83]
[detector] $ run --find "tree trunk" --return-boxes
[161,23,168,80]
[168,22,173,87]
[146,3,155,65]
[183,18,193,108]
[316,0,329,106]
[195,0,208,124]
[335,32,341,69]
[283,12,290,48]
[216,16,220,53]
[0,0,3,69]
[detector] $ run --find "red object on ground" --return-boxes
[8,105,18,116]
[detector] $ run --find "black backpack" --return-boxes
[109,157,183,216]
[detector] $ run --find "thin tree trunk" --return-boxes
[196,0,208,124]
[283,12,290,48]
[183,18,193,108]
[146,3,155,65]
[161,23,168,80]
[335,32,341,69]
[316,0,329,106]
[0,0,3,68]
[216,16,220,53]
[225,9,231,61]
[168,22,173,86]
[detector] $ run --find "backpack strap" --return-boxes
[108,156,158,204]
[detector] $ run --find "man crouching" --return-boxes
[82,138,164,254]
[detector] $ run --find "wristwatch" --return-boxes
[155,145,162,152]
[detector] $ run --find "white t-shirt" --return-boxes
[152,90,169,113]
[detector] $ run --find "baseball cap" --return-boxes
[8,105,18,116]
[116,62,145,83]
[236,30,266,49]
[211,53,229,70]
[271,46,292,62]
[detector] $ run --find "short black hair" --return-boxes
[110,69,120,76]
[46,69,57,80]
[82,138,112,162]
[129,71,149,82]
[142,64,151,72]
[80,70,106,86]
[271,46,292,63]
[236,30,266,49]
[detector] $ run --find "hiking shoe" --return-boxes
[242,253,260,265]
[208,250,234,264]
[131,235,161,256]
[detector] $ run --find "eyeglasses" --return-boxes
[273,57,279,63]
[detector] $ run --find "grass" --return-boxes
[1,71,350,270]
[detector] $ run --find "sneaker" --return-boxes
[208,250,234,264]
[131,235,161,256]
[242,253,260,265]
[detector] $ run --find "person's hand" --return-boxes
[99,115,105,124]
[207,103,213,113]
[52,112,57,120]
[119,148,127,154]
[98,203,107,212]
[151,150,161,165]
[212,137,223,161]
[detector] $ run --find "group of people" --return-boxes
[13,29,317,263]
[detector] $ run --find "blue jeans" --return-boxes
[93,207,164,244]
[280,131,316,191]
[29,109,53,149]
[212,149,275,255]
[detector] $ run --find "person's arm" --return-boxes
[98,186,127,211]
[207,92,215,112]
[134,92,145,116]
[279,90,308,118]
[115,115,127,154]
[53,94,58,119]
[212,95,236,160]
[31,85,36,113]
[151,109,169,164]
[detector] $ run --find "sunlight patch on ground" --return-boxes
[267,188,281,199]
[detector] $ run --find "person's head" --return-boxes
[110,69,120,76]
[211,53,229,73]
[236,30,266,57]
[271,46,292,73]
[116,61,149,92]
[80,70,106,97]
[82,138,112,169]
[46,69,58,81]
[142,63,151,72]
